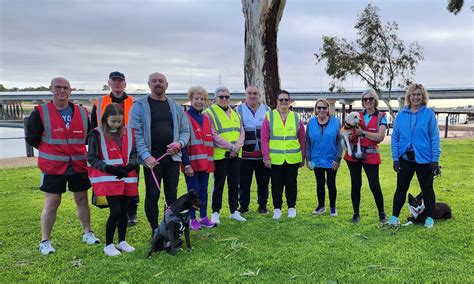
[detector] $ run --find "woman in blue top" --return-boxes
[305,98,342,216]
[388,83,441,228]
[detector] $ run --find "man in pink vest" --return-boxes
[26,77,100,255]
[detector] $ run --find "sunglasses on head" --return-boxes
[316,106,328,110]
[363,97,375,102]
[278,98,290,102]
[218,95,230,100]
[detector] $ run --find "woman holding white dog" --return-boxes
[388,83,441,228]
[344,89,387,224]
[305,98,342,217]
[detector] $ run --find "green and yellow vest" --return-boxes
[267,110,302,165]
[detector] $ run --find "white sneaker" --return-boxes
[116,241,135,253]
[39,240,55,255]
[211,212,220,224]
[82,231,100,245]
[288,208,297,218]
[104,244,121,257]
[230,211,247,222]
[273,209,282,219]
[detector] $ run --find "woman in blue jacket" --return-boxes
[305,98,342,216]
[388,83,441,228]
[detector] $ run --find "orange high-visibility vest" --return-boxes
[94,94,134,126]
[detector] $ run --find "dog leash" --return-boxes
[149,152,171,209]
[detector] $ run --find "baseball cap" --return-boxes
[109,71,125,80]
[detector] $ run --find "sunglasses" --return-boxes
[218,95,230,100]
[363,97,375,102]
[278,98,290,102]
[316,106,328,110]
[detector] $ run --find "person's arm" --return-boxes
[335,120,343,163]
[204,112,233,150]
[177,106,190,148]
[181,146,191,166]
[25,108,43,149]
[297,120,306,159]
[234,117,245,151]
[260,117,270,161]
[391,115,400,161]
[87,130,108,171]
[429,110,441,162]
[90,103,98,129]
[304,121,312,161]
[129,103,151,162]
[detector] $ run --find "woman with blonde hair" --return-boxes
[388,83,441,228]
[305,98,342,216]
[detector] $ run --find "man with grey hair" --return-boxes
[204,87,246,223]
[26,77,100,255]
[129,72,190,234]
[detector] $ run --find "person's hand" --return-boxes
[393,161,400,173]
[144,156,158,169]
[306,161,313,170]
[299,162,304,168]
[354,128,364,137]
[124,164,136,173]
[263,159,271,169]
[115,167,128,179]
[167,142,181,154]
[430,162,440,175]
[104,165,128,179]
[229,151,237,158]
[234,142,243,153]
[184,165,194,177]
[332,161,340,171]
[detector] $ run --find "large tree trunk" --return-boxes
[242,0,286,109]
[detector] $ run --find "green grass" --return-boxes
[1,139,473,282]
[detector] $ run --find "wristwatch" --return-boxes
[361,130,366,137]
[184,165,191,168]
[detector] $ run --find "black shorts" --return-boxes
[40,172,91,194]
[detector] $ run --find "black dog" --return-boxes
[406,193,452,225]
[147,190,202,257]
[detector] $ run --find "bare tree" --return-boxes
[242,0,286,109]
[315,4,423,118]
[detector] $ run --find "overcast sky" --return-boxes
[1,0,472,92]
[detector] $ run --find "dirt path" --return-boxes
[0,157,37,169]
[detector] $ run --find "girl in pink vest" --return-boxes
[87,103,138,256]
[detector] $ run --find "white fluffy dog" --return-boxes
[340,112,362,157]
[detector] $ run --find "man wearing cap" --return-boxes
[26,77,100,255]
[90,71,139,226]
[129,72,190,234]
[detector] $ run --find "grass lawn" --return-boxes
[0,139,473,282]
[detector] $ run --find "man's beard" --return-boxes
[153,86,165,96]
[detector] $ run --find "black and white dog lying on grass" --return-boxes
[147,190,202,257]
[405,193,452,226]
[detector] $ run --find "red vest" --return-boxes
[183,112,214,173]
[94,94,134,126]
[37,102,88,174]
[344,111,385,165]
[88,127,138,196]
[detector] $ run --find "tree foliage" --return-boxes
[315,4,423,117]
[102,84,111,91]
[447,0,464,14]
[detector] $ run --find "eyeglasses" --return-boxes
[411,93,422,97]
[278,98,290,102]
[53,86,70,91]
[363,97,375,102]
[218,95,230,100]
[316,106,328,110]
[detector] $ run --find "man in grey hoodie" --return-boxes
[129,72,190,233]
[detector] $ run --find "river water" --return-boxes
[0,127,38,158]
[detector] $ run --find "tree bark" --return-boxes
[242,0,286,109]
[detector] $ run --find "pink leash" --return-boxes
[149,152,171,210]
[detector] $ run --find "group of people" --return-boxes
[26,72,441,257]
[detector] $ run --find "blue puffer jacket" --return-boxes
[391,105,441,163]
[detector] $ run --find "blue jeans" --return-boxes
[185,172,210,219]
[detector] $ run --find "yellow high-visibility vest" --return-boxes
[204,104,242,160]
[267,110,302,165]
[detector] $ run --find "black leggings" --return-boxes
[313,167,337,209]
[346,161,385,215]
[392,159,435,218]
[105,195,130,245]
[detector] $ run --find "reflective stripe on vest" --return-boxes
[205,104,241,160]
[40,103,88,145]
[96,127,133,165]
[267,110,302,165]
[90,176,138,184]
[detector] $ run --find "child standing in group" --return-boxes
[87,103,138,256]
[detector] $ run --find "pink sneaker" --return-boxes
[190,219,201,231]
[199,216,217,228]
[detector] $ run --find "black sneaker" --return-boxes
[127,214,138,226]
[351,214,360,224]
[238,207,249,214]
[258,207,269,214]
[379,213,387,224]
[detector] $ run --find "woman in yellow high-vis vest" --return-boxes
[203,87,246,224]
[261,90,305,219]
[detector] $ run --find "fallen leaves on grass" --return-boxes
[241,268,260,277]
[70,257,82,268]
[153,271,164,278]
[355,233,369,240]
